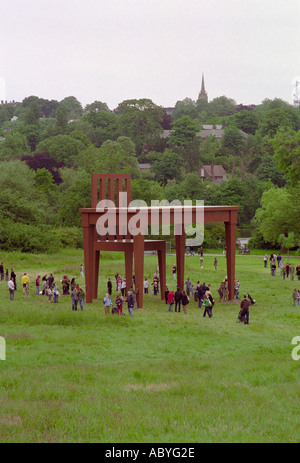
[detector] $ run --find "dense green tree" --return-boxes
[234,110,258,135]
[84,110,119,144]
[208,96,236,117]
[116,99,164,154]
[0,104,15,126]
[172,98,197,120]
[84,101,110,113]
[168,115,199,149]
[0,131,30,159]
[97,138,139,175]
[24,102,40,125]
[220,126,244,156]
[36,134,85,163]
[18,124,41,151]
[272,127,300,186]
[151,149,184,185]
[55,104,68,133]
[0,160,46,224]
[34,168,56,195]
[179,172,205,200]
[254,186,300,244]
[59,96,83,120]
[131,178,163,205]
[58,168,91,226]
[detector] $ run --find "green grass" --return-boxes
[0,249,299,443]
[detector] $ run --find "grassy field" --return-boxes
[0,248,299,443]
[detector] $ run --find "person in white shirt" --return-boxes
[144,278,149,294]
[8,278,15,300]
[121,278,126,297]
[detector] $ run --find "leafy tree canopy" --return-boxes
[36,134,86,163]
[272,127,300,186]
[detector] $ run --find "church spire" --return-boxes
[198,73,208,102]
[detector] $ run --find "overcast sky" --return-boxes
[1,0,300,110]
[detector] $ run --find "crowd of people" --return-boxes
[265,253,300,280]
[2,251,299,322]
[2,262,86,311]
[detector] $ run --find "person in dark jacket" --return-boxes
[107,278,112,295]
[182,291,189,314]
[174,288,182,312]
[238,295,250,324]
[125,291,134,316]
[197,283,207,308]
[164,286,169,304]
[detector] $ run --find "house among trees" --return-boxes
[198,161,228,184]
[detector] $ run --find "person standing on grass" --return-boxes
[296,265,300,281]
[203,295,212,318]
[0,262,4,281]
[24,282,29,299]
[197,282,207,308]
[214,257,218,270]
[10,269,17,291]
[80,264,84,278]
[131,287,138,308]
[71,286,78,311]
[144,278,149,294]
[290,264,295,281]
[61,275,70,295]
[174,287,183,312]
[121,278,126,297]
[77,285,85,311]
[172,264,176,281]
[5,269,9,281]
[107,278,112,296]
[286,263,290,279]
[282,265,286,280]
[103,293,112,315]
[116,294,123,315]
[239,295,250,325]
[21,273,30,292]
[200,256,204,268]
[263,254,268,268]
[35,275,40,295]
[42,276,47,295]
[164,286,169,304]
[234,280,240,299]
[182,291,189,314]
[185,278,192,297]
[167,289,175,312]
[8,277,15,300]
[47,285,52,303]
[53,283,60,304]
[271,260,277,277]
[292,288,299,307]
[47,273,54,289]
[71,277,76,292]
[125,290,134,317]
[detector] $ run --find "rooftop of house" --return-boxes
[199,164,227,177]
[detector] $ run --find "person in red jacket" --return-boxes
[167,290,175,312]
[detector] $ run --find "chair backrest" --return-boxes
[91,174,131,208]
[91,174,131,241]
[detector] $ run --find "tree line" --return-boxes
[0,93,299,253]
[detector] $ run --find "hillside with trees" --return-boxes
[0,93,299,253]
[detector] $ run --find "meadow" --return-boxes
[0,248,299,443]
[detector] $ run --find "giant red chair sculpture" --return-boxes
[89,173,166,305]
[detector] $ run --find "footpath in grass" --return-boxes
[0,250,299,443]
